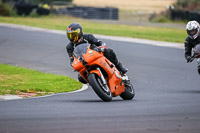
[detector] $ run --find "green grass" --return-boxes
[0,64,82,96]
[0,16,187,43]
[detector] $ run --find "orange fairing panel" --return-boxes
[73,57,84,71]
[108,71,125,97]
[83,49,103,64]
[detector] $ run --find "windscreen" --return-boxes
[73,43,90,58]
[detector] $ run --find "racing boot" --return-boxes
[116,62,128,75]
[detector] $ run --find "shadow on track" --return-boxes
[57,99,135,103]
[181,90,200,94]
[171,89,200,94]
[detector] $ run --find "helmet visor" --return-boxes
[187,29,198,39]
[67,29,80,42]
[189,29,197,36]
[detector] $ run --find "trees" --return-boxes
[173,0,200,11]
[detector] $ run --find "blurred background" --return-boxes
[0,0,200,24]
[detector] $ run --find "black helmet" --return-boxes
[66,23,83,43]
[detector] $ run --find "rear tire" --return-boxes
[120,81,135,100]
[88,73,112,102]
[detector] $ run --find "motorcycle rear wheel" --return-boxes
[88,73,112,102]
[120,81,135,100]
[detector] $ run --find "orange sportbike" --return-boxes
[72,43,135,102]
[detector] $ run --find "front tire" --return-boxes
[88,73,112,102]
[198,65,200,75]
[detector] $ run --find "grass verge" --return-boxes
[0,64,82,96]
[0,16,186,43]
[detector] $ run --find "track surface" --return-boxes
[0,26,199,133]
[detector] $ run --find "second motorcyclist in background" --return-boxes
[66,22,128,83]
[184,20,200,75]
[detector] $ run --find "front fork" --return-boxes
[97,68,107,85]
[97,67,110,93]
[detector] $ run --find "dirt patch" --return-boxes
[17,92,37,98]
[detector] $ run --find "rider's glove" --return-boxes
[98,47,105,52]
[97,46,107,52]
[186,56,192,63]
[91,44,106,53]
[70,57,74,67]
[99,41,106,46]
[93,47,104,52]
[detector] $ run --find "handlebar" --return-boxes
[188,54,200,62]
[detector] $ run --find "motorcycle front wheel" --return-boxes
[88,73,112,102]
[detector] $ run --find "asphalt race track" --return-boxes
[0,26,199,133]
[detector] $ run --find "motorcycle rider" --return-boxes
[66,22,128,83]
[185,20,200,75]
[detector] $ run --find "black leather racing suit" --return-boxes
[66,34,119,67]
[184,35,200,61]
